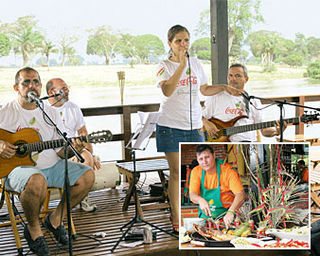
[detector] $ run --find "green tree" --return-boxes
[116,33,139,66]
[194,9,210,38]
[228,0,264,55]
[41,40,58,67]
[195,0,263,60]
[86,26,119,65]
[282,54,304,67]
[247,30,281,71]
[58,35,78,66]
[306,37,320,62]
[9,16,44,66]
[190,38,211,60]
[134,34,165,63]
[273,37,295,63]
[293,33,309,63]
[0,33,10,57]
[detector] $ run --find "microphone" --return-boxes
[40,90,65,100]
[27,91,42,105]
[185,51,189,58]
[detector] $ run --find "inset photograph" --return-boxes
[179,143,310,250]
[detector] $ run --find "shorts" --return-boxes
[156,125,204,153]
[5,159,91,193]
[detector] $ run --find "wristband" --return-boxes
[227,209,236,215]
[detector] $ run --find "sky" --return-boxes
[1,0,320,55]
[254,0,320,39]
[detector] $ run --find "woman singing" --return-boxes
[155,24,226,233]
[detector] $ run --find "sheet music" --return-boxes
[129,111,160,150]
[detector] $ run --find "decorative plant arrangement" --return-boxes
[242,144,309,229]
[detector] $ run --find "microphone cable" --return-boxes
[186,53,193,132]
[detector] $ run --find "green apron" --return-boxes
[198,159,228,219]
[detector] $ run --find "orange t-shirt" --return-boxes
[189,163,243,208]
[302,168,309,183]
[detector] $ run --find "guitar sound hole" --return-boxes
[15,142,28,157]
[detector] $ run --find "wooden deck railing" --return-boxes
[81,94,320,161]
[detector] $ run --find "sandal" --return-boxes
[44,213,68,245]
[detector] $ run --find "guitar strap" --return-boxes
[242,91,250,115]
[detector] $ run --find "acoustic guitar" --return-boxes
[0,128,112,178]
[204,113,319,142]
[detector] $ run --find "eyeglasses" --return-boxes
[21,79,41,87]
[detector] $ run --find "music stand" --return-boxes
[110,112,178,253]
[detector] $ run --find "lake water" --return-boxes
[1,78,320,161]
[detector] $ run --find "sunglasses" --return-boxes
[21,79,41,87]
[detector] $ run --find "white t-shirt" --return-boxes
[0,100,63,169]
[53,101,85,137]
[202,91,263,141]
[156,57,208,130]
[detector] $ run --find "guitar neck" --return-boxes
[22,136,88,153]
[225,117,300,136]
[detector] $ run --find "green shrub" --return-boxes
[307,61,320,80]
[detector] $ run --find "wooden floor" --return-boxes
[0,176,180,256]
[0,179,313,256]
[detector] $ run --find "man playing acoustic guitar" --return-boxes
[0,67,95,255]
[202,63,284,142]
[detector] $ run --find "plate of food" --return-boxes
[191,224,236,247]
[230,237,276,249]
[265,226,310,242]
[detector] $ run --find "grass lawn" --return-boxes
[0,63,307,92]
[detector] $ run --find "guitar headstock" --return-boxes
[88,130,113,144]
[301,112,320,123]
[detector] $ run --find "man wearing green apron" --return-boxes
[189,144,245,228]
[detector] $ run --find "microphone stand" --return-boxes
[110,117,178,253]
[244,93,320,142]
[186,53,193,131]
[33,100,84,256]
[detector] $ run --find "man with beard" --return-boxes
[0,67,94,255]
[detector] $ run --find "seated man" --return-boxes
[0,67,95,255]
[46,78,101,212]
[202,63,284,142]
[297,159,309,183]
[189,144,245,228]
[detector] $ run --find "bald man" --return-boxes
[46,78,101,212]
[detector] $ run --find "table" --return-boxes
[310,147,320,169]
[116,158,169,218]
[278,135,320,146]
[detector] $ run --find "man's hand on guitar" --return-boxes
[274,120,288,136]
[203,118,220,138]
[71,138,86,153]
[0,140,17,159]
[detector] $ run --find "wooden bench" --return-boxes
[116,158,169,218]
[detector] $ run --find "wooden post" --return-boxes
[210,0,229,84]
[122,105,132,161]
[296,96,305,135]
[117,71,125,105]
